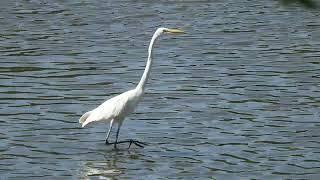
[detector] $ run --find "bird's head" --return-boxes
[148,27,185,54]
[156,27,185,35]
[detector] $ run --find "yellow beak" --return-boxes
[166,28,185,34]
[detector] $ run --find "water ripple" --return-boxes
[0,0,320,179]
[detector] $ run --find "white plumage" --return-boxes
[79,27,184,148]
[79,89,142,127]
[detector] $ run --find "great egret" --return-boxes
[79,27,184,148]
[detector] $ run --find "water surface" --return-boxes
[1,0,320,179]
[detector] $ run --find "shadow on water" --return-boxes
[78,150,125,179]
[280,0,319,9]
[78,144,152,179]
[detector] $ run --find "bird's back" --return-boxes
[79,88,142,127]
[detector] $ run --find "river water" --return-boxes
[1,0,320,179]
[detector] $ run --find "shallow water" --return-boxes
[1,0,320,179]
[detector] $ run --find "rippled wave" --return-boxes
[0,0,319,179]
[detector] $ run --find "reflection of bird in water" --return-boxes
[79,160,122,179]
[79,27,184,148]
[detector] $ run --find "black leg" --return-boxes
[105,119,114,144]
[114,123,121,149]
[104,121,147,149]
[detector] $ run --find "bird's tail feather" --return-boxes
[79,111,92,127]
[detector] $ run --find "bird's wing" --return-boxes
[104,90,136,119]
[79,110,92,124]
[80,90,135,127]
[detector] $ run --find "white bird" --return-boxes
[79,27,184,148]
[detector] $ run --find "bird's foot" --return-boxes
[105,139,110,145]
[104,139,148,149]
[128,139,148,149]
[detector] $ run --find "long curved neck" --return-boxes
[136,31,161,91]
